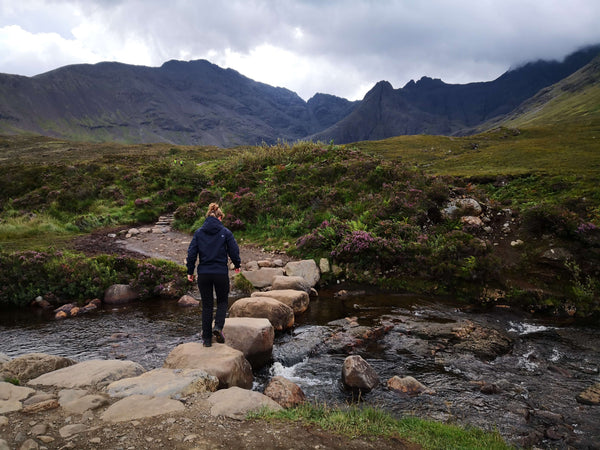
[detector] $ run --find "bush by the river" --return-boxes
[1,137,599,316]
[0,250,187,308]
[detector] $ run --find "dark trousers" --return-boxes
[197,273,230,341]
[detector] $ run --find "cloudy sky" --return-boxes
[1,0,599,101]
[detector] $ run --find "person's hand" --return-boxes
[187,274,194,282]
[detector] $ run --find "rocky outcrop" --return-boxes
[228,297,295,331]
[1,353,75,383]
[263,376,306,408]
[251,289,309,314]
[341,355,379,394]
[100,394,185,423]
[0,382,35,414]
[163,342,253,389]
[222,317,274,368]
[207,387,282,420]
[27,359,145,389]
[106,368,219,399]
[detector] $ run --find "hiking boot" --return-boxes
[203,339,212,347]
[213,329,225,343]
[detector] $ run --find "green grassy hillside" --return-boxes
[1,56,600,317]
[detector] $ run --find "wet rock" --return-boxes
[163,342,253,389]
[341,355,379,394]
[251,289,309,314]
[387,376,434,396]
[284,260,320,288]
[103,284,139,305]
[479,382,500,395]
[177,294,199,307]
[263,376,306,408]
[101,394,185,423]
[323,324,392,354]
[222,317,274,369]
[576,382,600,405]
[28,359,145,389]
[106,368,219,399]
[229,297,294,331]
[208,386,282,420]
[271,275,311,293]
[2,353,75,383]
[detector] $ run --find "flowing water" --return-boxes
[1,291,599,448]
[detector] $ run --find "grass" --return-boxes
[251,403,512,450]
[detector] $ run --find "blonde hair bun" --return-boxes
[206,202,224,218]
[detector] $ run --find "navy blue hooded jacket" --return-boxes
[186,216,241,275]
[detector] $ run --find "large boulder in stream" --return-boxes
[341,355,379,394]
[163,342,253,389]
[222,317,274,368]
[400,318,513,360]
[228,297,294,331]
[263,376,306,408]
[251,289,309,314]
[284,260,320,287]
[104,284,139,305]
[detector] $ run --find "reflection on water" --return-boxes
[1,291,599,447]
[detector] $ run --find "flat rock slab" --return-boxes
[0,382,34,413]
[100,394,185,423]
[241,268,285,289]
[208,386,282,420]
[163,342,253,389]
[106,368,219,399]
[1,353,75,383]
[28,359,145,389]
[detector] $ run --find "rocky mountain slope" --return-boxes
[310,45,600,143]
[0,45,598,147]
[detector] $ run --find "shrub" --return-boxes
[130,259,187,300]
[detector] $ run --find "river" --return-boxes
[1,290,599,448]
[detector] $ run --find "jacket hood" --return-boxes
[200,216,224,235]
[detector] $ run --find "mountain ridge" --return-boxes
[0,45,599,147]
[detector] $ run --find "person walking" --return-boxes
[186,203,241,347]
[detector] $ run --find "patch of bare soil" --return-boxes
[3,390,415,449]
